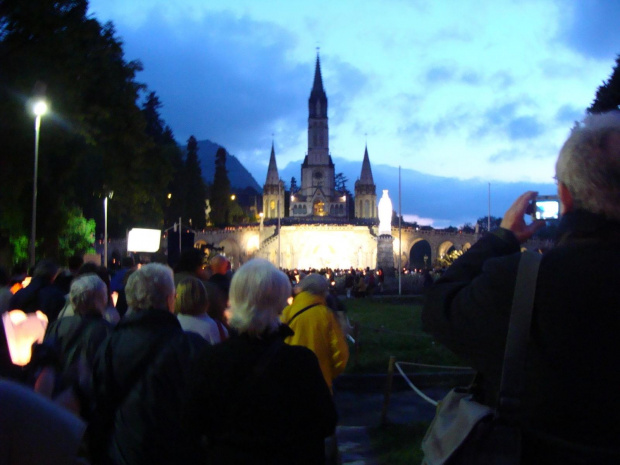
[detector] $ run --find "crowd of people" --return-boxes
[0,251,349,464]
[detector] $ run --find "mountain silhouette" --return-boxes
[186,139,262,192]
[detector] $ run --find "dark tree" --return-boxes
[0,0,176,260]
[476,216,502,232]
[209,147,232,226]
[184,136,207,229]
[588,56,620,114]
[335,172,348,192]
[290,177,298,193]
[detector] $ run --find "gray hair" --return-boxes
[125,263,175,312]
[556,111,620,221]
[298,273,329,297]
[69,273,108,316]
[228,259,291,336]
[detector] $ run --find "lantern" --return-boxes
[2,309,48,366]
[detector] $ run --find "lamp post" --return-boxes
[29,100,48,269]
[104,191,114,268]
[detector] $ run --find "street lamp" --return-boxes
[29,99,48,269]
[104,191,114,268]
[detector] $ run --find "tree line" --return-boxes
[0,0,233,265]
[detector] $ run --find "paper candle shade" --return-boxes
[2,310,48,366]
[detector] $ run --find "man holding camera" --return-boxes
[423,111,620,463]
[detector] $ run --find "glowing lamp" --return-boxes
[33,100,48,117]
[2,310,48,366]
[127,228,161,252]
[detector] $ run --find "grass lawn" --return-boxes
[341,295,463,374]
[340,295,464,465]
[370,422,429,465]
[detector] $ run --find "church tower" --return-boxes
[297,54,337,216]
[354,145,377,219]
[262,142,284,219]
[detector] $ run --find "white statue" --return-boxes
[378,189,393,235]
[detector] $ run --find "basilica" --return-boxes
[262,55,378,221]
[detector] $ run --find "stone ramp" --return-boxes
[337,426,379,465]
[333,378,451,464]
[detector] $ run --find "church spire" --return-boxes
[309,53,327,118]
[359,144,375,184]
[265,141,280,185]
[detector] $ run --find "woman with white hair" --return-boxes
[185,258,337,464]
[39,274,113,397]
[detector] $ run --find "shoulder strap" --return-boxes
[286,303,320,326]
[498,250,542,414]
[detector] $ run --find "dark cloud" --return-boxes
[488,148,520,163]
[557,0,620,60]
[321,57,368,126]
[425,66,455,83]
[424,66,481,86]
[491,71,515,90]
[507,116,544,140]
[111,9,368,157]
[475,102,544,142]
[460,71,482,85]
[555,104,584,125]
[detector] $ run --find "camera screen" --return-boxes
[535,200,559,220]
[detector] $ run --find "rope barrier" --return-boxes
[397,361,474,371]
[394,362,439,406]
[381,356,475,423]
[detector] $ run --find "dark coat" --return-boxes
[44,314,112,392]
[422,210,620,463]
[89,307,207,465]
[9,276,65,321]
[184,325,338,465]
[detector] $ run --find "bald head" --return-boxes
[210,255,229,276]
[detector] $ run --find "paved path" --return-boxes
[334,385,449,464]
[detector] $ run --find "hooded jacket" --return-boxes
[280,291,349,390]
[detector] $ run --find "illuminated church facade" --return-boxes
[263,56,378,221]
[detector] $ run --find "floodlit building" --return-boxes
[265,55,377,220]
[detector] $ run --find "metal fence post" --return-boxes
[381,355,396,425]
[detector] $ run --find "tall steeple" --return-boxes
[354,144,377,219]
[309,54,327,118]
[265,141,280,185]
[263,140,284,219]
[359,144,375,184]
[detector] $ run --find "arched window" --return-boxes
[364,200,370,217]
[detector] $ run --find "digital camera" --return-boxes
[530,195,559,220]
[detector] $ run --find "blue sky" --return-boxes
[87,0,619,227]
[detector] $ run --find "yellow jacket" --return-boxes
[280,291,349,391]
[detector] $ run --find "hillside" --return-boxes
[181,139,262,192]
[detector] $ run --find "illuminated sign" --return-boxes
[127,228,161,252]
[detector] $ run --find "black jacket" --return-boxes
[422,210,620,463]
[89,307,207,465]
[9,276,65,321]
[184,324,337,465]
[44,314,112,392]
